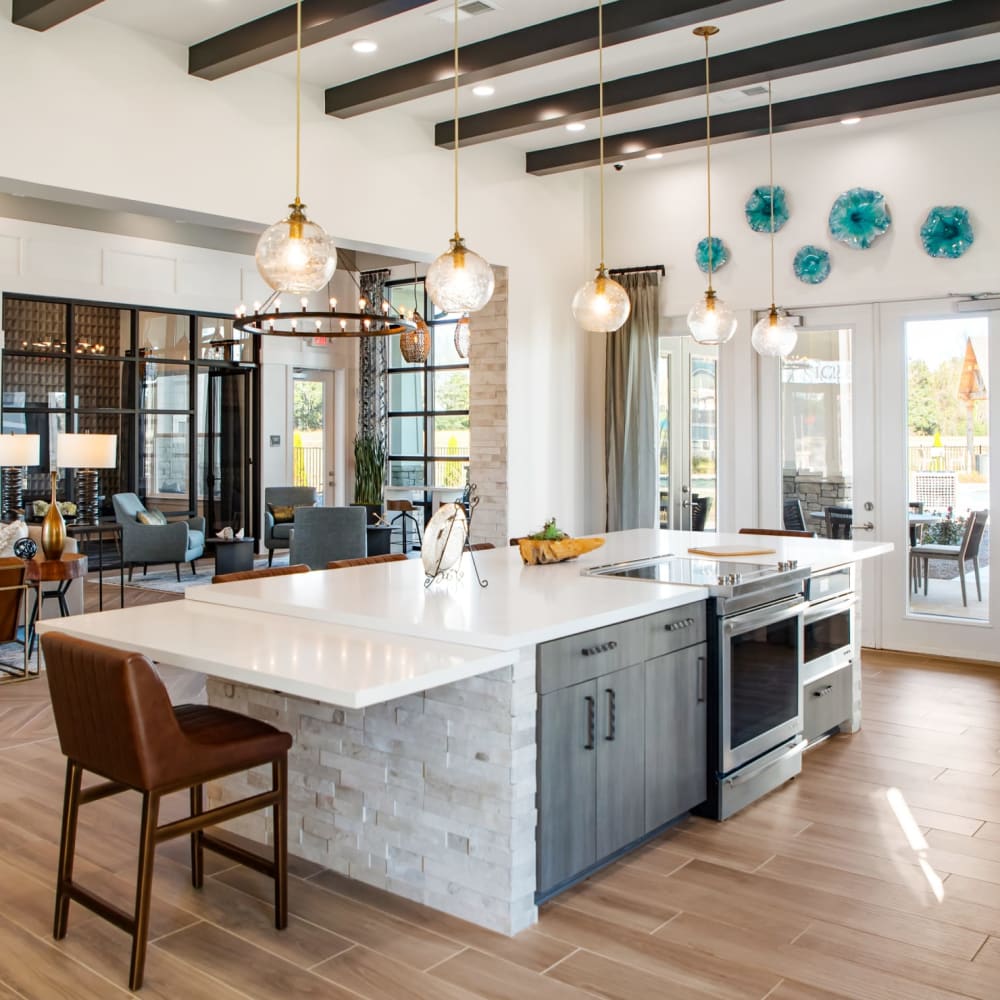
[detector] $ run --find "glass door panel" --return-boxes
[198,368,251,534]
[292,369,333,505]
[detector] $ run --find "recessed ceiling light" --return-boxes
[351,40,378,54]
[565,122,586,132]
[472,85,495,97]
[646,152,663,160]
[840,116,861,126]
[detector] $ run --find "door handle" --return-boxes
[681,500,691,509]
[605,688,616,741]
[584,695,596,750]
[852,522,875,532]
[697,656,706,703]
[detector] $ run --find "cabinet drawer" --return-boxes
[644,603,707,660]
[804,664,852,741]
[537,619,644,694]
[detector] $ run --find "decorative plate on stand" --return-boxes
[422,503,468,582]
[920,206,974,259]
[828,187,891,249]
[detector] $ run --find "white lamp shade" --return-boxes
[0,434,40,466]
[57,433,118,469]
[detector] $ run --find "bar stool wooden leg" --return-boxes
[54,760,83,939]
[190,784,205,889]
[129,791,160,991]
[273,755,288,930]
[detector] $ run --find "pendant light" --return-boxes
[454,313,470,358]
[687,26,736,345]
[425,0,495,315]
[400,266,432,363]
[255,1,336,294]
[751,81,797,358]
[571,0,630,333]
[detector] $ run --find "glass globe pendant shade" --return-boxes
[572,268,631,333]
[751,306,797,357]
[687,289,737,345]
[255,199,336,294]
[454,314,470,359]
[425,236,495,314]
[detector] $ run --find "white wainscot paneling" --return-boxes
[24,236,101,285]
[102,248,177,296]
[0,234,21,275]
[241,266,272,309]
[177,255,242,305]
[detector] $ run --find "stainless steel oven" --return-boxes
[803,566,855,684]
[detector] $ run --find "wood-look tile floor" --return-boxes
[1,582,998,998]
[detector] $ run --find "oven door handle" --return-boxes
[723,598,806,636]
[804,593,856,624]
[723,737,808,787]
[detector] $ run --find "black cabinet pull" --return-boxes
[813,685,834,698]
[581,639,618,657]
[584,695,596,749]
[605,688,616,741]
[697,656,706,703]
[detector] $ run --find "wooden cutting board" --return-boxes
[687,544,776,557]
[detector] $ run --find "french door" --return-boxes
[658,331,719,531]
[290,368,344,506]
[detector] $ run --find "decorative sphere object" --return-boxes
[793,245,832,284]
[255,204,336,293]
[572,271,631,332]
[745,185,789,233]
[828,188,891,250]
[920,206,974,259]
[12,537,37,561]
[426,237,495,313]
[695,236,730,274]
[687,292,737,345]
[751,309,798,357]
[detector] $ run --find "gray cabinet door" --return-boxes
[537,679,597,895]
[596,662,647,859]
[645,643,708,830]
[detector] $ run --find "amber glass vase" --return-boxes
[40,470,65,561]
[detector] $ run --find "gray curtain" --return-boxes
[358,269,390,443]
[606,270,659,531]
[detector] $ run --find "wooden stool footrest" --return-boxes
[201,833,277,877]
[155,789,281,843]
[62,882,136,936]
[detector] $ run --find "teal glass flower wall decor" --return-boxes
[745,185,789,233]
[828,188,891,249]
[793,245,831,285]
[695,236,730,274]
[920,206,974,259]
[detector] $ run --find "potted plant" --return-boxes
[353,433,386,525]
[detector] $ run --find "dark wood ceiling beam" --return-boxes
[526,60,1000,175]
[439,1,1000,147]
[189,0,438,81]
[324,0,779,118]
[12,0,102,30]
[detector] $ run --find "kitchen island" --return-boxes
[38,529,890,935]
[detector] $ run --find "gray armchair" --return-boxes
[112,493,205,582]
[289,506,366,570]
[264,486,317,566]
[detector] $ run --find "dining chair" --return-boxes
[289,506,366,570]
[42,632,291,990]
[782,499,807,533]
[824,506,853,540]
[910,509,989,606]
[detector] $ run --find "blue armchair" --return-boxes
[112,493,206,582]
[264,486,317,566]
[289,506,366,570]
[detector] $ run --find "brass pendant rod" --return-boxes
[452,0,460,239]
[768,78,775,309]
[295,0,302,204]
[702,29,713,294]
[598,0,605,271]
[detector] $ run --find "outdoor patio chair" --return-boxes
[910,509,989,607]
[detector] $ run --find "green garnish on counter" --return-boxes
[528,517,568,541]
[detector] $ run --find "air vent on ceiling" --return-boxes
[430,0,497,21]
[741,85,768,97]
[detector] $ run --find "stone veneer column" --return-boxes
[205,645,538,935]
[467,266,508,549]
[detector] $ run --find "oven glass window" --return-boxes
[730,618,800,750]
[804,608,851,663]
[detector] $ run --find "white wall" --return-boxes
[589,97,1000,532]
[0,10,587,536]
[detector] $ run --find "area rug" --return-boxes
[125,553,291,595]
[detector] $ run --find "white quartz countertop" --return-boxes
[35,601,516,708]
[187,529,891,652]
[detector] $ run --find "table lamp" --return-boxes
[56,433,118,526]
[0,433,40,522]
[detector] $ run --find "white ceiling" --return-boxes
[81,0,1000,163]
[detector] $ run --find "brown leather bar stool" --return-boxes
[386,498,422,553]
[326,553,407,570]
[212,563,310,585]
[42,632,292,991]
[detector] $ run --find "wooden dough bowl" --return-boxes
[516,536,605,565]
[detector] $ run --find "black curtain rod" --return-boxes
[608,264,665,275]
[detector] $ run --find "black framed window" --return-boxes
[385,280,469,490]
